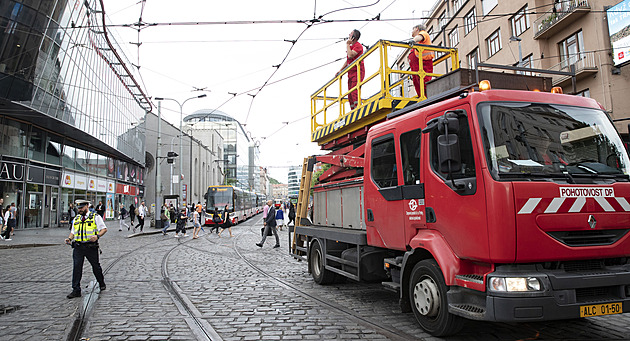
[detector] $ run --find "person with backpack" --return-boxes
[175,207,188,238]
[210,208,221,234]
[118,203,129,231]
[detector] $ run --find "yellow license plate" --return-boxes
[580,302,623,317]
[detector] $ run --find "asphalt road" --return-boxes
[0,215,629,340]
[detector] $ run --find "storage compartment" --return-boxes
[341,247,389,282]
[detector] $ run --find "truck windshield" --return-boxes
[477,102,630,180]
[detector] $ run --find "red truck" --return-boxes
[291,44,630,336]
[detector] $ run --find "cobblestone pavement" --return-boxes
[1,216,630,340]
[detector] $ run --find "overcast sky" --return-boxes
[105,0,433,182]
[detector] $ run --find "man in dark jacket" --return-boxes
[256,200,279,248]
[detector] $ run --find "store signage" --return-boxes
[75,174,87,190]
[62,172,74,188]
[97,179,107,192]
[138,186,144,197]
[45,170,60,185]
[27,166,44,184]
[88,177,97,191]
[107,181,115,193]
[116,183,137,195]
[0,161,27,181]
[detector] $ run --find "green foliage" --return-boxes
[269,177,280,185]
[311,164,331,188]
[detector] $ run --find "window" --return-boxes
[464,8,477,35]
[467,48,479,69]
[559,31,585,70]
[371,135,398,188]
[0,118,28,158]
[439,11,448,28]
[487,29,502,57]
[482,0,498,16]
[400,129,422,185]
[28,126,46,162]
[452,0,466,14]
[430,112,476,181]
[449,26,459,46]
[514,54,533,75]
[510,6,530,37]
[575,89,590,97]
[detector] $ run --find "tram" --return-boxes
[204,185,263,225]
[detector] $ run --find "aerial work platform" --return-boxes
[310,39,459,148]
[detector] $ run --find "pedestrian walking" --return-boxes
[129,203,136,225]
[1,205,11,241]
[64,199,107,299]
[169,204,176,223]
[161,203,170,235]
[134,201,147,233]
[218,204,233,238]
[175,207,188,238]
[0,200,4,240]
[1,203,17,241]
[211,208,222,234]
[276,205,285,231]
[192,209,201,239]
[118,203,129,231]
[288,202,296,226]
[256,200,280,248]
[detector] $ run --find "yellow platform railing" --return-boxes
[311,40,458,145]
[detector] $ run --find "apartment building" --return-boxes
[413,0,630,135]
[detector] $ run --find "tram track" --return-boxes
[69,217,420,341]
[185,216,423,341]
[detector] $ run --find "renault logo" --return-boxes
[588,215,597,229]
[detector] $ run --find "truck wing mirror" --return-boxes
[438,134,461,173]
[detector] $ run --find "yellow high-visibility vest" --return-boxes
[73,213,98,242]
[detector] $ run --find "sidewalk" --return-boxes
[0,218,174,249]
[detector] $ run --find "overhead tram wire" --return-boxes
[242,0,383,126]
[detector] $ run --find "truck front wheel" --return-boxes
[409,260,463,336]
[309,239,335,284]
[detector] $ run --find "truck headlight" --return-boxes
[489,277,542,292]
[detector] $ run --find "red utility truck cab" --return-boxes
[293,49,630,336]
[361,87,630,334]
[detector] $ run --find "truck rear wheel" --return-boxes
[409,260,463,336]
[309,239,335,284]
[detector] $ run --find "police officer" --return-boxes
[64,199,107,298]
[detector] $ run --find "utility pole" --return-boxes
[155,101,162,227]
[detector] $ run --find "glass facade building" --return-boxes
[0,0,148,228]
[185,109,260,192]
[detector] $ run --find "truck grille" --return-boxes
[547,229,629,247]
[575,286,618,304]
[562,259,603,272]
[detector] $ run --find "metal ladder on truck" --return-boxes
[290,39,459,260]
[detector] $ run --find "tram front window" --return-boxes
[207,187,233,211]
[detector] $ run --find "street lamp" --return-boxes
[510,36,523,68]
[154,94,207,208]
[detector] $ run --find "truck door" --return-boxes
[422,106,489,260]
[399,128,427,239]
[364,130,409,250]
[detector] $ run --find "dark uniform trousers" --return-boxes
[72,242,105,293]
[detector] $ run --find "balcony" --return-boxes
[546,51,598,87]
[534,0,590,39]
